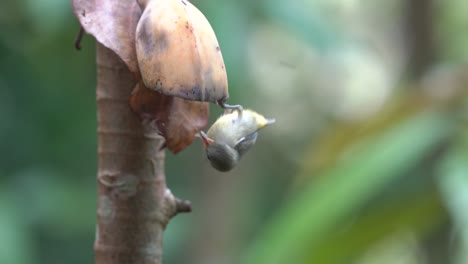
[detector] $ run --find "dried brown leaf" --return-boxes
[130,81,209,153]
[135,0,229,102]
[72,0,141,74]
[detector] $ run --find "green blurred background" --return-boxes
[1,0,468,263]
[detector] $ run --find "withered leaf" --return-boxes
[135,0,229,103]
[130,81,209,153]
[72,0,141,74]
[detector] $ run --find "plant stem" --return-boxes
[94,43,190,264]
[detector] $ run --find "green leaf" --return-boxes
[244,111,454,264]
[306,186,445,263]
[0,191,34,264]
[437,132,468,264]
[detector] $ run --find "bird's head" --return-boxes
[200,131,239,172]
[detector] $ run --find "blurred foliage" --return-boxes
[245,104,457,264]
[0,0,468,264]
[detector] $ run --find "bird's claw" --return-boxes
[217,100,243,118]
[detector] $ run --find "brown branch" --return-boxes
[94,43,189,264]
[405,0,435,78]
[168,196,192,219]
[175,198,192,213]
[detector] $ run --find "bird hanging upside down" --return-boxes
[200,105,275,172]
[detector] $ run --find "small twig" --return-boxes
[175,198,192,213]
[74,26,85,50]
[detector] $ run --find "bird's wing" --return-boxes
[234,132,258,157]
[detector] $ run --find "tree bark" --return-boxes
[94,43,190,264]
[405,0,435,78]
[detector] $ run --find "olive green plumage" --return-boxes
[201,109,275,172]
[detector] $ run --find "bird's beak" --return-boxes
[199,131,214,148]
[259,118,276,128]
[266,118,276,126]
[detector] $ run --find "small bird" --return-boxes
[200,107,275,172]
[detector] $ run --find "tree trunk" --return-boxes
[94,43,189,264]
[405,0,435,78]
